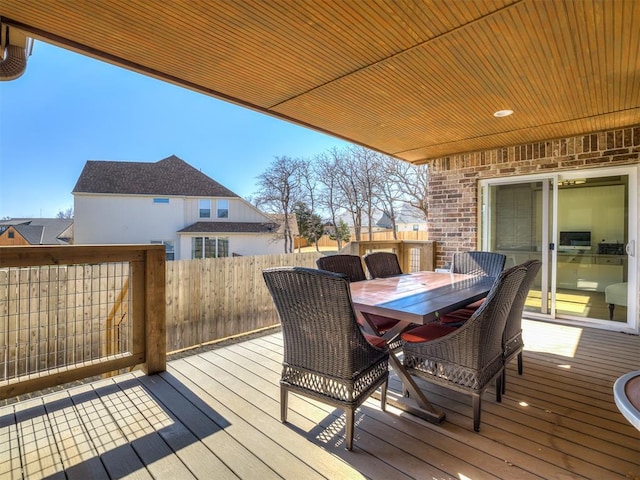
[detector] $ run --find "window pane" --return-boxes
[192,237,203,259]
[217,238,229,257]
[164,241,175,261]
[217,199,229,218]
[199,199,211,218]
[204,237,217,258]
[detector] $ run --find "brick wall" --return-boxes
[427,126,640,268]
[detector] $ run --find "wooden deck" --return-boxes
[1,319,639,479]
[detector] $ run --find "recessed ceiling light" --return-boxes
[493,109,514,117]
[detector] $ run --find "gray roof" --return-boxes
[0,218,73,244]
[377,206,426,228]
[72,155,238,197]
[178,222,278,234]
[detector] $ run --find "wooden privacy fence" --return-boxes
[165,252,321,352]
[0,245,165,400]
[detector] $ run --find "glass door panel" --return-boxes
[481,167,637,330]
[483,180,550,316]
[555,174,629,323]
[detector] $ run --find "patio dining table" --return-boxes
[350,271,495,423]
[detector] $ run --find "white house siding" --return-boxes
[185,197,269,224]
[74,193,186,247]
[178,233,283,258]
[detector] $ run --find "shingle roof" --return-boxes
[178,222,279,234]
[72,155,238,197]
[0,218,74,244]
[13,225,44,244]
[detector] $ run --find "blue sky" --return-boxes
[0,41,350,218]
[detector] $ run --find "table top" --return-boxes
[350,271,495,324]
[614,370,640,431]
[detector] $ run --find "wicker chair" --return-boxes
[438,251,507,325]
[451,251,506,278]
[262,267,389,450]
[363,251,403,279]
[501,259,541,393]
[316,254,403,350]
[402,264,526,431]
[316,254,367,282]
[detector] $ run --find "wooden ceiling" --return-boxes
[2,0,639,163]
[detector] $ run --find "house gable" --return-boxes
[0,218,73,245]
[72,155,238,197]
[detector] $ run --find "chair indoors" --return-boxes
[262,266,389,450]
[363,251,403,279]
[316,254,404,351]
[401,264,526,432]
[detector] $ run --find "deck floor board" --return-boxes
[1,319,638,479]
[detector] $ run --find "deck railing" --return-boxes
[0,245,166,400]
[342,240,436,274]
[0,244,433,400]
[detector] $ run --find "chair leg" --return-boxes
[345,408,355,450]
[496,375,502,403]
[517,352,523,375]
[501,369,507,395]
[472,393,482,432]
[280,386,288,423]
[380,380,388,412]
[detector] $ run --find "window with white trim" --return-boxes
[192,237,229,259]
[199,199,211,218]
[217,199,229,218]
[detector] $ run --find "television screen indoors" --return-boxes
[559,231,591,251]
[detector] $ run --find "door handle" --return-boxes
[626,240,636,257]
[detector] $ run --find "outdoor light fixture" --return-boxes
[493,109,514,117]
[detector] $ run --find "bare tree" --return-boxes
[254,156,302,253]
[56,207,74,219]
[334,148,366,241]
[388,161,429,221]
[376,156,405,239]
[298,160,321,251]
[315,148,347,249]
[349,146,384,241]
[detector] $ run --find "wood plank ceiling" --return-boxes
[2,0,639,163]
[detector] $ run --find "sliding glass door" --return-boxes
[481,179,552,316]
[480,166,637,331]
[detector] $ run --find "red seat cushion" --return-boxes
[439,310,473,325]
[363,333,388,349]
[357,314,399,333]
[401,323,457,343]
[368,314,400,332]
[465,298,485,309]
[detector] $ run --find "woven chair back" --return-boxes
[452,251,506,278]
[262,267,386,380]
[316,254,367,282]
[464,264,527,367]
[363,251,403,278]
[503,259,542,349]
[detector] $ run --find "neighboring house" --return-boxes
[72,155,285,259]
[0,218,73,246]
[376,206,427,233]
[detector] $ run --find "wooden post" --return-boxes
[144,246,166,374]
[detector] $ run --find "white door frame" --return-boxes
[479,164,638,334]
